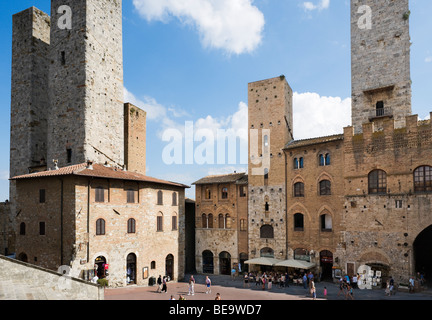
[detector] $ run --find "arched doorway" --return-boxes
[320,250,333,281]
[219,251,231,275]
[202,250,214,274]
[166,254,174,280]
[18,252,28,263]
[95,256,107,279]
[126,253,137,285]
[414,225,432,284]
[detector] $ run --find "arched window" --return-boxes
[96,218,105,235]
[225,214,231,229]
[319,153,331,166]
[127,218,136,233]
[221,187,228,199]
[294,248,309,261]
[319,180,331,195]
[157,212,163,231]
[260,225,274,239]
[172,192,177,206]
[260,247,274,258]
[368,170,387,194]
[320,214,333,232]
[414,166,432,193]
[208,214,214,229]
[218,214,224,229]
[294,213,304,231]
[294,182,305,197]
[19,222,26,235]
[202,214,207,228]
[157,190,163,205]
[294,157,304,169]
[205,188,212,200]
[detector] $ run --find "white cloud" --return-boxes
[132,0,265,55]
[302,0,330,11]
[293,92,351,140]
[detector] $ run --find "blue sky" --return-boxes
[0,0,431,200]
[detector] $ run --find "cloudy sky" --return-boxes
[0,0,431,200]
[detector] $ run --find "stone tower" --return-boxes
[47,0,124,169]
[10,7,51,178]
[247,76,293,260]
[351,0,412,134]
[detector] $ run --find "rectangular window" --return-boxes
[127,190,135,203]
[395,200,403,209]
[95,187,104,203]
[240,219,247,231]
[172,215,178,230]
[67,149,72,163]
[39,189,46,203]
[39,222,46,236]
[157,216,163,232]
[239,186,246,197]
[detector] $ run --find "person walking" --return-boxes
[162,276,167,293]
[205,276,212,294]
[157,275,162,293]
[303,273,307,289]
[188,275,195,296]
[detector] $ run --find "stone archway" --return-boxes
[414,225,432,284]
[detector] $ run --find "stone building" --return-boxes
[10,162,187,288]
[7,0,189,287]
[192,0,432,285]
[193,173,248,275]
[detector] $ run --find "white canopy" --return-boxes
[274,259,316,269]
[244,257,281,266]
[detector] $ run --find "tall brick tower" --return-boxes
[247,75,293,260]
[47,0,124,168]
[351,0,412,133]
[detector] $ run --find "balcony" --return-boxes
[369,107,393,121]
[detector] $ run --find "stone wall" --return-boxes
[0,255,103,300]
[124,103,147,174]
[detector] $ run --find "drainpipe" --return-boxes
[60,178,64,266]
[87,178,91,263]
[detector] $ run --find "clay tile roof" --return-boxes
[284,134,344,150]
[11,163,189,189]
[192,172,247,185]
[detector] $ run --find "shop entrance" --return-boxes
[320,250,333,281]
[414,225,432,284]
[95,256,107,279]
[126,253,137,285]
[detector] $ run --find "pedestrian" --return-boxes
[409,276,415,293]
[157,275,162,293]
[337,278,344,297]
[179,295,186,300]
[385,280,390,296]
[352,274,358,289]
[262,274,266,290]
[231,267,236,280]
[215,293,222,300]
[169,295,175,300]
[268,275,272,290]
[162,276,167,293]
[310,280,315,299]
[243,273,250,288]
[303,273,307,289]
[188,275,195,296]
[389,276,394,295]
[323,286,327,299]
[205,276,212,294]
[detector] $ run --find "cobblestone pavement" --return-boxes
[105,274,432,301]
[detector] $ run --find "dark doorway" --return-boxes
[166,254,174,280]
[414,225,432,285]
[320,250,333,281]
[202,250,214,274]
[18,252,28,263]
[95,256,107,279]
[219,251,231,275]
[126,253,137,285]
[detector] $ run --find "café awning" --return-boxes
[274,259,316,269]
[244,257,281,266]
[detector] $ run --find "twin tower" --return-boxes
[10,0,145,180]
